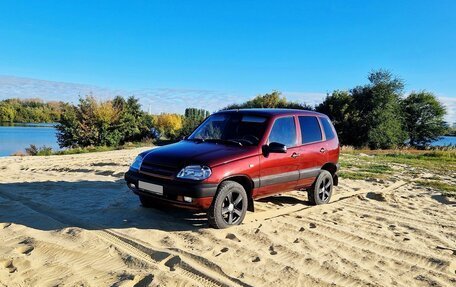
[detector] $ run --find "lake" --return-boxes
[0,124,60,156]
[0,125,455,157]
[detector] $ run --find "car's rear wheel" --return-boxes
[139,195,159,208]
[308,170,333,205]
[208,181,248,229]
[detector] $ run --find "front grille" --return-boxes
[139,163,177,179]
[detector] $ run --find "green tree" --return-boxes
[401,92,447,147]
[0,102,16,122]
[317,70,408,148]
[56,95,152,148]
[223,91,312,110]
[316,91,354,145]
[350,70,407,149]
[179,108,210,138]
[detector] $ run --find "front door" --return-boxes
[257,116,300,198]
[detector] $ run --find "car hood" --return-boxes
[141,140,258,168]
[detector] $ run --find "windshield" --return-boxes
[188,113,268,146]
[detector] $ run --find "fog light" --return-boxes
[183,196,192,203]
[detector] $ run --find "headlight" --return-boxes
[129,155,143,171]
[177,165,212,180]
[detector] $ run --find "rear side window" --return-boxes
[268,117,296,147]
[320,117,335,140]
[298,116,322,144]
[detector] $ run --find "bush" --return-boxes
[25,144,53,156]
[151,113,183,139]
[56,95,152,148]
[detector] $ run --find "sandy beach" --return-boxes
[0,148,455,286]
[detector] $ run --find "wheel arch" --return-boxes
[320,162,339,186]
[218,175,255,212]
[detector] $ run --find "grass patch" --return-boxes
[341,149,456,174]
[54,142,152,155]
[339,170,387,181]
[358,164,393,174]
[15,141,154,156]
[339,171,371,180]
[416,180,456,198]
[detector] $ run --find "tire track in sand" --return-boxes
[0,189,251,287]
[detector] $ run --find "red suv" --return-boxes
[125,109,339,228]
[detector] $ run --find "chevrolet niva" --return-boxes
[125,109,339,228]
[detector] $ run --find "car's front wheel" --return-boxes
[208,181,248,229]
[308,170,333,205]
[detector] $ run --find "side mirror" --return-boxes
[266,142,287,153]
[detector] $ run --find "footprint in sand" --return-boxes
[0,223,12,229]
[309,223,317,229]
[164,255,181,271]
[269,245,278,255]
[252,256,261,262]
[2,259,17,273]
[299,227,305,232]
[221,247,229,253]
[225,233,241,242]
[16,245,34,255]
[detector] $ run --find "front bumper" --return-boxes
[124,170,217,210]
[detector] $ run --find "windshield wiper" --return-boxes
[204,139,243,146]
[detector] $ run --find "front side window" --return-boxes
[298,116,322,144]
[188,114,268,146]
[268,117,296,147]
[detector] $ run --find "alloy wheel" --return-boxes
[318,177,332,202]
[221,191,244,225]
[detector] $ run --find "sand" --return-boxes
[0,148,455,286]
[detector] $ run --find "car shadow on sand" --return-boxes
[0,179,310,232]
[0,179,210,232]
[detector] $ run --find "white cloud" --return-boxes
[438,96,456,125]
[0,75,324,114]
[1,75,453,124]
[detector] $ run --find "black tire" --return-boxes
[139,195,159,208]
[308,170,333,205]
[208,181,248,229]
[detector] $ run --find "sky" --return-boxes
[0,0,455,122]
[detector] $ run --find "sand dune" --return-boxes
[0,148,455,286]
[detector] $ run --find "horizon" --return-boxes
[1,74,455,124]
[0,1,455,122]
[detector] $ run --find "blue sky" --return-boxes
[0,1,455,121]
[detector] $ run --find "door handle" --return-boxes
[320,148,326,153]
[291,152,300,158]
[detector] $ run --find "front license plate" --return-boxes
[138,181,163,196]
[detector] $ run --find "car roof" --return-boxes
[214,108,327,118]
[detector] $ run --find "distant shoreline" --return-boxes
[0,122,57,128]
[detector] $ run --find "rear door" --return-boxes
[295,116,327,188]
[257,116,300,197]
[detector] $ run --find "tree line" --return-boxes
[1,69,451,150]
[0,98,64,123]
[315,70,447,148]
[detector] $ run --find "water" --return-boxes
[0,124,455,157]
[430,136,456,147]
[0,124,60,156]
